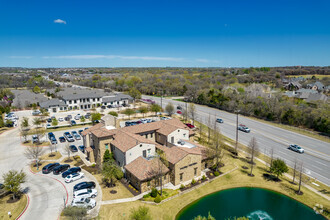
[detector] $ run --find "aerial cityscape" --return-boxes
[0,0,329,220]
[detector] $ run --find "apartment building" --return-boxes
[82,116,213,192]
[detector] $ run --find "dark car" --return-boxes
[62,167,82,178]
[70,145,78,152]
[59,136,66,143]
[78,130,84,135]
[53,164,70,175]
[71,120,76,126]
[74,181,96,191]
[177,106,182,110]
[67,115,72,119]
[85,114,90,119]
[107,105,113,109]
[48,132,55,139]
[47,118,52,123]
[79,145,85,153]
[42,163,60,174]
[216,118,224,123]
[50,137,57,145]
[101,106,106,109]
[65,117,70,121]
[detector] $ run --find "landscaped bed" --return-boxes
[40,151,62,160]
[0,194,27,220]
[60,155,84,167]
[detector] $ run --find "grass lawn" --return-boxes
[93,174,134,201]
[22,140,50,147]
[60,156,84,167]
[99,150,330,220]
[143,189,179,202]
[0,194,27,220]
[40,151,62,160]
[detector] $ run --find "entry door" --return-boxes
[143,150,146,158]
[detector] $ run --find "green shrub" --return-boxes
[109,111,118,117]
[91,163,96,167]
[214,171,220,176]
[202,175,207,181]
[179,184,185,190]
[62,206,87,218]
[150,188,158,198]
[154,195,161,203]
[143,194,150,199]
[191,179,196,185]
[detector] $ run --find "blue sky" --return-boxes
[0,0,329,67]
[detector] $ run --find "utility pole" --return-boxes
[235,110,240,154]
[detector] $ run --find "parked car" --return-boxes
[32,110,41,116]
[107,105,113,109]
[216,118,224,123]
[48,132,55,139]
[53,164,70,175]
[71,197,96,209]
[177,110,182,114]
[50,137,57,145]
[51,116,56,119]
[58,117,64,122]
[238,124,250,133]
[288,144,304,153]
[67,115,72,119]
[72,131,78,135]
[101,106,106,109]
[78,130,84,135]
[185,123,195,129]
[73,189,97,199]
[73,181,96,191]
[64,132,74,142]
[47,118,52,123]
[79,145,85,153]
[32,135,39,143]
[59,136,66,143]
[74,114,81,120]
[69,145,78,152]
[177,106,182,110]
[42,163,60,174]
[65,117,70,121]
[46,124,52,129]
[85,114,90,119]
[62,167,82,178]
[71,120,77,126]
[74,134,81,140]
[65,172,85,183]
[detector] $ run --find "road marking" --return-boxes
[314,160,329,167]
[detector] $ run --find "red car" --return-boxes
[185,123,195,129]
[177,110,182,114]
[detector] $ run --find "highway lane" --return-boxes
[143,95,330,185]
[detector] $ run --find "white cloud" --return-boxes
[43,55,185,62]
[9,56,33,59]
[54,19,66,24]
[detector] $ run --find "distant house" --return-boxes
[284,81,302,91]
[39,98,68,113]
[283,88,328,102]
[307,81,325,92]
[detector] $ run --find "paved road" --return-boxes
[143,95,330,185]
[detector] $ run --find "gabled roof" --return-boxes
[39,98,67,108]
[125,156,169,181]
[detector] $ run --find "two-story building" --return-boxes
[82,116,212,193]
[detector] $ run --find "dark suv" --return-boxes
[53,164,70,175]
[74,181,96,191]
[62,167,82,178]
[42,163,60,174]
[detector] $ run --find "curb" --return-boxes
[16,194,30,220]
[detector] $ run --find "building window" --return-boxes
[69,100,72,104]
[171,137,174,143]
[105,144,109,150]
[140,144,142,147]
[147,149,151,154]
[194,167,198,176]
[183,133,186,137]
[145,134,148,138]
[180,173,183,181]
[74,100,77,104]
[151,133,153,138]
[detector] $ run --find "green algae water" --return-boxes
[176,187,326,220]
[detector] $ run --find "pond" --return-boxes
[176,187,326,220]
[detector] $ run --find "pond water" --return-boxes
[176,187,326,220]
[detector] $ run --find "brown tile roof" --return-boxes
[111,130,155,153]
[125,156,169,181]
[156,145,188,164]
[91,127,117,138]
[85,146,93,152]
[81,122,104,136]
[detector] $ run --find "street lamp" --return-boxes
[235,109,241,155]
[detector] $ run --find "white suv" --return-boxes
[288,144,304,154]
[71,197,96,209]
[73,188,98,199]
[65,172,84,183]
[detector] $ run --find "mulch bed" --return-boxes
[206,171,216,179]
[180,178,209,192]
[110,190,117,194]
[120,179,140,196]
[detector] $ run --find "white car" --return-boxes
[73,188,98,199]
[288,144,304,154]
[74,114,81,120]
[58,117,64,122]
[71,197,96,209]
[65,172,85,183]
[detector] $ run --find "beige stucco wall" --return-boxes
[126,171,170,193]
[171,154,201,186]
[126,143,156,165]
[167,129,189,145]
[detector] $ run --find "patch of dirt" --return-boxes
[242,166,249,169]
[64,159,73,163]
[110,190,117,194]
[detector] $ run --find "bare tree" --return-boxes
[20,128,29,143]
[292,158,298,184]
[269,147,275,172]
[33,127,45,144]
[49,144,55,156]
[64,144,72,161]
[247,137,260,176]
[188,103,196,125]
[24,146,44,170]
[156,150,168,196]
[165,102,175,116]
[297,161,304,195]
